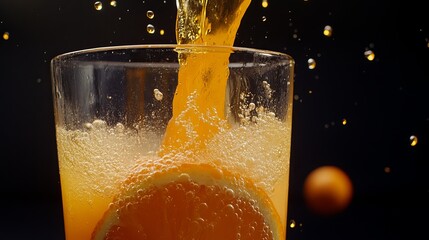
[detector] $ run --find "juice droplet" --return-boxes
[323,25,333,37]
[342,118,347,125]
[146,10,155,19]
[262,0,269,8]
[147,24,155,34]
[409,135,418,146]
[384,166,391,173]
[293,95,299,101]
[110,0,117,7]
[2,32,9,40]
[289,219,296,228]
[159,29,165,35]
[94,1,103,11]
[364,50,375,61]
[307,58,316,69]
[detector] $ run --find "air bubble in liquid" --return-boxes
[225,188,235,198]
[92,119,107,129]
[262,81,272,99]
[248,102,256,111]
[154,89,163,100]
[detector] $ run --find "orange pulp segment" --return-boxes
[91,163,283,239]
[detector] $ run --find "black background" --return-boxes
[1,0,428,239]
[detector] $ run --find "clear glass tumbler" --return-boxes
[51,44,294,240]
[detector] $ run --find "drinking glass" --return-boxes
[51,44,294,240]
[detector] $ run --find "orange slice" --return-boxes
[91,162,283,240]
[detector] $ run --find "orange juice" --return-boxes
[53,0,293,239]
[56,107,292,239]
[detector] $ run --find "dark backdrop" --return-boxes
[1,0,428,239]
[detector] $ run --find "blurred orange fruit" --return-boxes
[303,166,353,216]
[92,163,283,239]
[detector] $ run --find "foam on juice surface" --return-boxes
[56,120,159,239]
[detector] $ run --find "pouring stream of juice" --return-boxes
[160,0,251,154]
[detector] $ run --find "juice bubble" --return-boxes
[304,166,353,216]
[3,32,9,40]
[289,219,296,228]
[307,58,316,69]
[323,25,333,37]
[153,89,164,101]
[94,1,103,11]
[146,10,155,19]
[147,24,155,34]
[262,0,269,8]
[409,135,418,146]
[364,50,375,61]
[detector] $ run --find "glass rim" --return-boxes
[51,44,294,62]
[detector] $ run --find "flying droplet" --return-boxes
[364,50,375,61]
[294,94,299,101]
[262,0,269,8]
[304,166,353,215]
[342,118,347,125]
[146,10,155,19]
[409,135,418,146]
[262,16,267,22]
[307,58,316,69]
[147,24,155,34]
[384,166,391,173]
[289,219,296,228]
[2,32,9,40]
[110,0,117,7]
[323,25,333,37]
[94,1,103,11]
